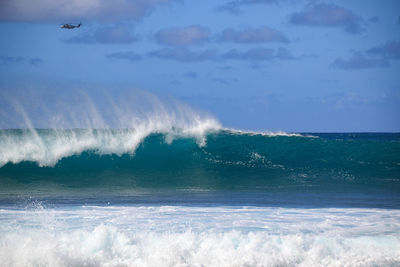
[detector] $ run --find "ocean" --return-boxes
[1,128,399,266]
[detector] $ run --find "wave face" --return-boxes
[1,130,399,204]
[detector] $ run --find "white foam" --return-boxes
[1,206,399,266]
[223,128,315,138]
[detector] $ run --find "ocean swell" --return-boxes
[0,131,399,199]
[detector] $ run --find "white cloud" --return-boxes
[219,26,288,44]
[0,0,176,23]
[289,3,363,34]
[155,26,210,46]
[149,48,217,62]
[65,25,138,44]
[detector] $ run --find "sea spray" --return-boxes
[0,87,221,166]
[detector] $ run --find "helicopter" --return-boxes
[60,23,82,29]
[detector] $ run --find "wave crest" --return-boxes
[0,88,220,167]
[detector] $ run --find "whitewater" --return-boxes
[1,88,399,266]
[1,204,400,266]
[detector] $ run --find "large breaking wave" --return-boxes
[1,130,399,201]
[0,87,399,203]
[0,87,221,167]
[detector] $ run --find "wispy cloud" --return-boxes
[0,56,43,66]
[109,47,295,63]
[154,26,210,46]
[367,41,400,60]
[221,47,294,61]
[368,16,379,24]
[0,56,24,64]
[218,27,288,44]
[65,25,138,44]
[28,58,44,65]
[289,3,363,34]
[330,52,390,70]
[106,51,142,62]
[213,77,230,85]
[331,41,400,70]
[216,0,276,15]
[148,48,217,62]
[183,72,198,79]
[0,0,177,23]
[222,48,273,61]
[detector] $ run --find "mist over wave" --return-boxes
[0,87,221,167]
[0,86,310,168]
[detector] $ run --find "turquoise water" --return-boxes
[0,129,399,207]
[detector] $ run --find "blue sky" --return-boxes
[0,0,399,132]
